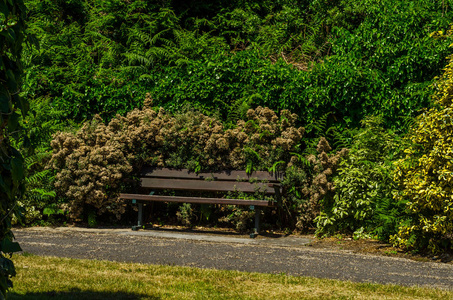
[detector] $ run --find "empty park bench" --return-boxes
[120,167,283,237]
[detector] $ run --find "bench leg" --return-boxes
[255,207,261,233]
[132,202,143,231]
[250,207,261,238]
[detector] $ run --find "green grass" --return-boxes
[9,254,452,299]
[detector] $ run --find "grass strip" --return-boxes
[9,253,452,300]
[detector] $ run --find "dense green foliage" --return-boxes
[13,0,453,254]
[315,116,405,241]
[0,0,30,297]
[23,0,453,130]
[15,97,73,225]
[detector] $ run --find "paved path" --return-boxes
[13,227,453,290]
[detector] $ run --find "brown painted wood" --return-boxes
[119,194,275,207]
[140,167,283,182]
[140,178,276,194]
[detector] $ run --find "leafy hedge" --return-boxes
[17,0,453,253]
[316,116,405,241]
[392,50,453,253]
[22,0,453,130]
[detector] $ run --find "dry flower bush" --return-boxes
[281,137,348,231]
[49,117,133,219]
[308,138,348,231]
[49,99,346,229]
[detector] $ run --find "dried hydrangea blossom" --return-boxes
[294,138,348,230]
[50,103,310,221]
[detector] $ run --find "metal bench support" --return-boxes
[255,207,261,233]
[132,191,155,231]
[132,201,143,231]
[249,206,261,238]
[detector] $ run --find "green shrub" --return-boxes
[391,51,453,253]
[15,151,56,225]
[14,97,74,225]
[315,116,404,240]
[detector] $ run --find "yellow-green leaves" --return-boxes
[391,54,453,253]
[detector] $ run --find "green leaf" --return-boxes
[0,239,21,254]
[0,2,8,18]
[0,176,11,198]
[0,276,7,300]
[16,95,28,116]
[7,111,19,132]
[11,155,24,184]
[43,207,64,216]
[0,87,10,113]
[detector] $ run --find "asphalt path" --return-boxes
[13,227,453,290]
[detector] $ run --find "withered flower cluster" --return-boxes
[295,137,348,230]
[49,117,133,219]
[49,104,305,220]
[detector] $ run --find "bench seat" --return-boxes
[120,167,283,237]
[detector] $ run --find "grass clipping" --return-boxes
[9,254,452,300]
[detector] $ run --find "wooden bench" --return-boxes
[120,168,283,237]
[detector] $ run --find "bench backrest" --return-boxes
[140,167,283,194]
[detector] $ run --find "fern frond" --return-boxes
[306,111,331,136]
[245,120,259,130]
[124,52,153,67]
[327,126,355,149]
[268,161,286,173]
[26,169,53,185]
[245,147,261,161]
[175,58,190,66]
[226,97,253,125]
[30,188,56,198]
[24,150,52,169]
[147,46,170,58]
[246,160,254,175]
[138,74,154,80]
[121,65,146,75]
[400,115,417,132]
[86,30,108,40]
[148,28,171,45]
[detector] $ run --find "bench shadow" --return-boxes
[142,225,288,239]
[9,289,159,300]
[56,224,290,239]
[144,225,247,237]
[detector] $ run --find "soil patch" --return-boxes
[308,236,453,264]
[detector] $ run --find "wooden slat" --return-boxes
[140,178,276,194]
[119,194,275,207]
[141,167,283,182]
